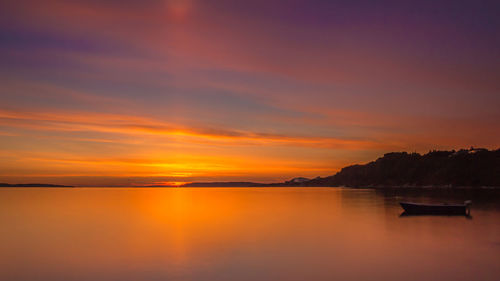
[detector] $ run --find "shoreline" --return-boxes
[2,185,500,189]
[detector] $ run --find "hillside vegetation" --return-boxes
[302,148,500,188]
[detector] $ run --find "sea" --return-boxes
[0,187,499,281]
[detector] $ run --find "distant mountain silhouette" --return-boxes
[0,183,73,187]
[290,148,500,188]
[181,182,262,187]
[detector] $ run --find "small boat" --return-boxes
[400,200,471,215]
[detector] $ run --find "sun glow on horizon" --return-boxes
[143,181,191,187]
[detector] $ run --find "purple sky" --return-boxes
[0,0,499,185]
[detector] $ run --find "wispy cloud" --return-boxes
[0,108,386,149]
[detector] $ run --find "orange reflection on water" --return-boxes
[0,188,499,281]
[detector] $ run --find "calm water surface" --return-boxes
[0,187,499,281]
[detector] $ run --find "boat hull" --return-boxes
[400,202,469,215]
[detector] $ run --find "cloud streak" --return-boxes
[0,109,388,150]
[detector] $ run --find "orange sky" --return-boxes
[1,0,499,186]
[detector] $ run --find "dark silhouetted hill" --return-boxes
[302,148,500,188]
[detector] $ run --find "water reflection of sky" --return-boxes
[0,187,499,281]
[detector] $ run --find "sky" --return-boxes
[0,0,499,186]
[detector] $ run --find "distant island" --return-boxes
[181,182,262,187]
[0,183,73,187]
[178,179,315,187]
